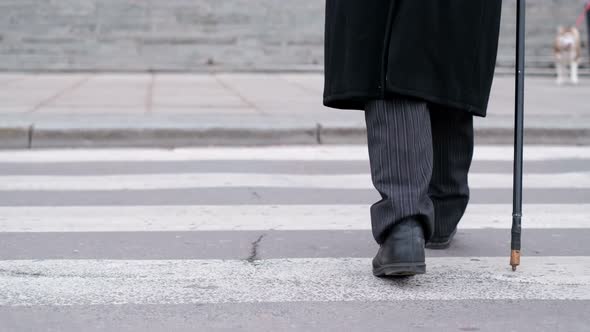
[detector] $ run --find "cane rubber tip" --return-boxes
[510,250,521,272]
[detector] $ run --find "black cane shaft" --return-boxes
[511,0,525,271]
[511,215,521,251]
[514,0,525,212]
[587,10,590,68]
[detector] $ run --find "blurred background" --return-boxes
[2,2,590,331]
[0,0,588,149]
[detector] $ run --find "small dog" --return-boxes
[554,26,581,85]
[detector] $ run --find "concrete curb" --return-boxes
[29,127,319,148]
[0,125,588,149]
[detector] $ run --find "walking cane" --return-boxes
[510,0,525,272]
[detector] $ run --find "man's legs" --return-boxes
[426,106,474,248]
[364,98,435,245]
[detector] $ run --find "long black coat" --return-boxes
[323,0,502,117]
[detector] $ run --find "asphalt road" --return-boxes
[0,145,589,331]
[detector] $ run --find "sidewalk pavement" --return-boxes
[0,73,588,148]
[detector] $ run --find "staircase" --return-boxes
[0,0,588,72]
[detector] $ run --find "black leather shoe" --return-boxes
[425,229,457,250]
[372,218,426,277]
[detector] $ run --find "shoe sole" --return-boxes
[425,229,457,250]
[373,263,426,277]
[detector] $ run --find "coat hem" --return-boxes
[324,87,487,117]
[323,91,382,111]
[385,85,486,117]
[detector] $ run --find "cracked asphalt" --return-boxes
[0,145,589,331]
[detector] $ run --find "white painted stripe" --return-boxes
[0,146,588,163]
[472,172,590,188]
[0,172,588,191]
[1,257,589,305]
[0,204,587,232]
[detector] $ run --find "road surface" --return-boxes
[0,145,589,331]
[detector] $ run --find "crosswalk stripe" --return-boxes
[0,146,588,163]
[0,144,587,319]
[1,257,589,305]
[1,172,589,191]
[0,204,587,232]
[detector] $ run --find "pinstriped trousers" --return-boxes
[365,98,474,244]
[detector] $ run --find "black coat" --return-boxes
[323,0,502,117]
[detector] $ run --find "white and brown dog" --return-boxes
[554,26,582,85]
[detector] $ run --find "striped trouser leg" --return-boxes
[364,98,435,244]
[428,106,474,240]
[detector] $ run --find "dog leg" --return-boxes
[571,61,579,84]
[556,61,565,85]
